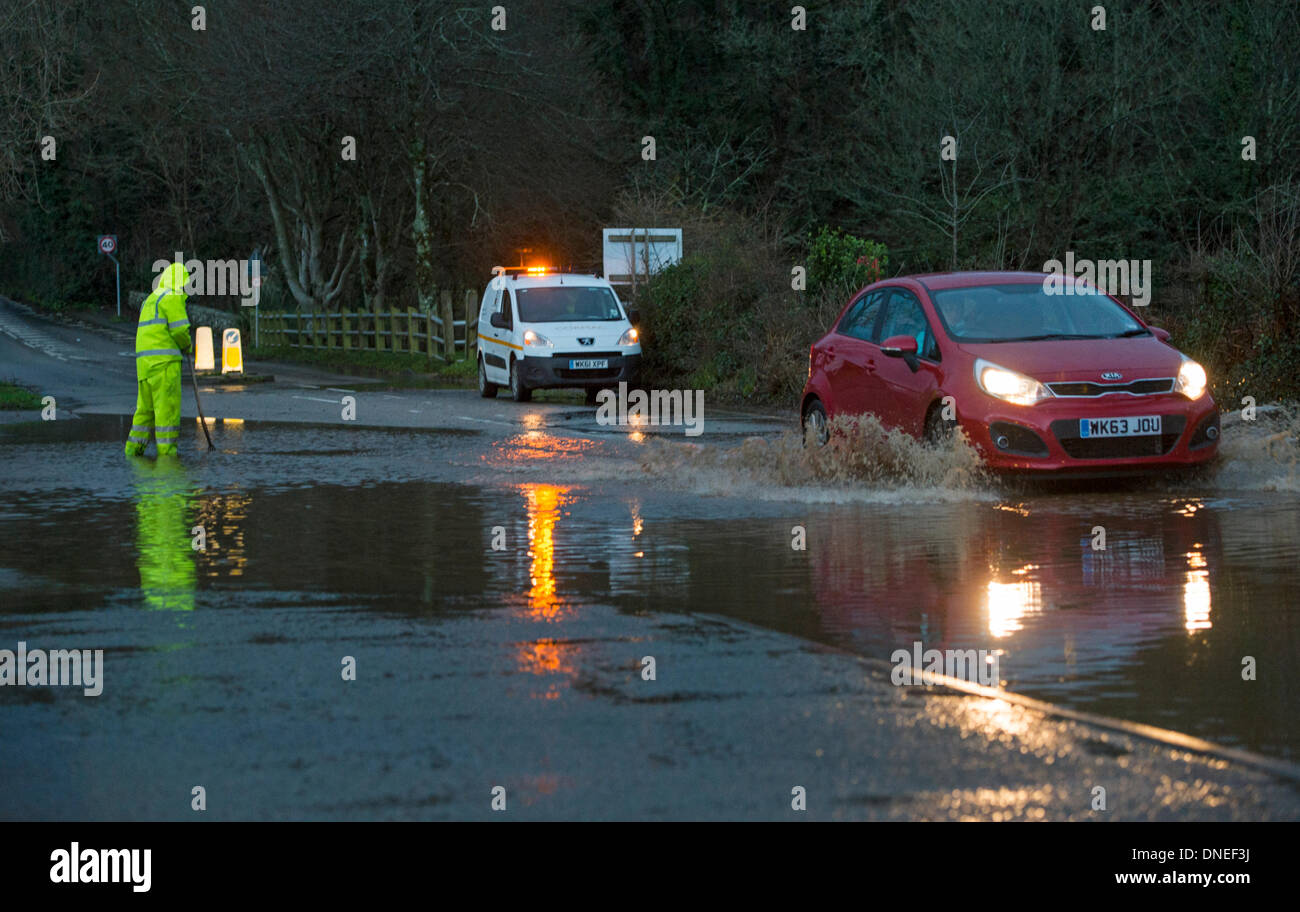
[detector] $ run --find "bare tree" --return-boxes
[0,1,95,224]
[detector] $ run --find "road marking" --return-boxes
[456,415,517,427]
[0,309,86,362]
[292,395,342,404]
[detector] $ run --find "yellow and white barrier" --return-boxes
[221,328,243,375]
[194,327,215,372]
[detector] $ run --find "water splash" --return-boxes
[638,414,992,503]
[1211,404,1300,492]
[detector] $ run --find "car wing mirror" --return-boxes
[1150,326,1171,342]
[881,334,921,371]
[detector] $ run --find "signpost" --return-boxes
[97,235,120,317]
[248,248,263,348]
[601,228,682,287]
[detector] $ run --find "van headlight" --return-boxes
[1175,357,1207,400]
[975,359,1053,405]
[522,329,552,348]
[617,327,639,346]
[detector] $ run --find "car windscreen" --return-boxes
[515,286,624,323]
[930,283,1146,342]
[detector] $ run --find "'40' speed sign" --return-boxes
[97,235,117,255]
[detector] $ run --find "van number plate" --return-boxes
[1079,415,1161,438]
[569,359,608,370]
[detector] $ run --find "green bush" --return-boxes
[806,226,888,296]
[636,211,890,404]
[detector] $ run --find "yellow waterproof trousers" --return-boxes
[125,361,183,457]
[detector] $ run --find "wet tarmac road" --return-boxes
[2,297,1299,820]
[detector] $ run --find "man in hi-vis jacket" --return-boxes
[125,262,192,457]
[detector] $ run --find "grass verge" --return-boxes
[247,345,477,388]
[0,381,44,410]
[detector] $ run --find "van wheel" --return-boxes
[478,357,498,398]
[925,403,955,445]
[510,359,531,402]
[802,400,829,447]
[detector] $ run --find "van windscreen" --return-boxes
[515,286,624,322]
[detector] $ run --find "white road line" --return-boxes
[456,415,517,427]
[292,395,342,404]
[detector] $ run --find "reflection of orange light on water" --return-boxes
[522,483,571,621]
[517,638,576,676]
[494,433,597,464]
[629,431,645,443]
[630,501,643,538]
[1183,550,1211,632]
[986,577,1043,638]
[522,413,544,430]
[196,490,251,579]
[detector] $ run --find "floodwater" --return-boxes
[1,411,1298,821]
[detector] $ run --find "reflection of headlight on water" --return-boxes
[986,578,1043,638]
[1183,550,1211,632]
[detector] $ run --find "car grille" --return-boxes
[1047,378,1175,397]
[1050,415,1186,459]
[554,368,622,380]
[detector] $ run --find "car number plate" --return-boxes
[569,359,608,370]
[1079,415,1161,438]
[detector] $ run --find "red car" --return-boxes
[800,271,1220,475]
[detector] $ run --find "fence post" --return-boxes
[440,289,454,361]
[464,289,477,358]
[406,306,417,355]
[375,306,387,352]
[341,309,351,350]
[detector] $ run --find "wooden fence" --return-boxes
[257,290,479,362]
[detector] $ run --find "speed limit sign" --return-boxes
[97,235,117,255]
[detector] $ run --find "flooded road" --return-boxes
[2,409,1298,789]
[3,290,1300,823]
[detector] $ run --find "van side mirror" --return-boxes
[626,307,640,325]
[489,312,508,330]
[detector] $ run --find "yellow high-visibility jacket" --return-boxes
[135,262,192,379]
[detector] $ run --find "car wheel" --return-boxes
[924,403,955,445]
[478,357,498,398]
[802,400,829,447]
[510,359,531,402]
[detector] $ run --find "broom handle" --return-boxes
[188,352,215,450]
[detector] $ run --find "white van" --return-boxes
[476,269,642,402]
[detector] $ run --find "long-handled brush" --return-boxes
[189,352,215,450]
